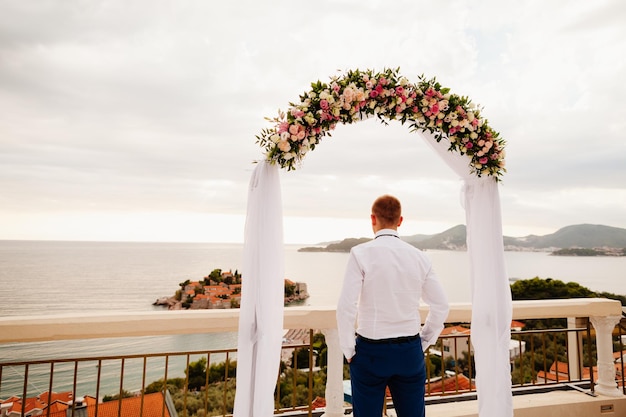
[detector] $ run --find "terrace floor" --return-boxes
[418,390,626,417]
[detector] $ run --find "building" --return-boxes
[439,322,527,361]
[0,391,177,417]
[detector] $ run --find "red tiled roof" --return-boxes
[86,392,172,417]
[441,322,525,336]
[311,396,326,409]
[38,391,73,404]
[440,325,471,336]
[3,392,172,417]
[511,320,526,329]
[428,374,475,393]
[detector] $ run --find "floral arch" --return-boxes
[234,68,513,417]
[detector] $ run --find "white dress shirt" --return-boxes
[336,229,449,360]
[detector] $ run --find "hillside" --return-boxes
[505,224,626,249]
[299,224,626,253]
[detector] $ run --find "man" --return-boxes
[336,195,449,417]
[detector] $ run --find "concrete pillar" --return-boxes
[590,315,623,397]
[321,328,345,417]
[567,317,586,380]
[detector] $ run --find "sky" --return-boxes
[1,0,625,244]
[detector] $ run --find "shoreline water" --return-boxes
[1,241,625,398]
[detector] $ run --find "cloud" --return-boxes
[0,0,625,242]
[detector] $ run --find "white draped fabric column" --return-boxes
[233,160,285,417]
[421,133,513,417]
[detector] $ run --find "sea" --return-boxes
[1,240,625,398]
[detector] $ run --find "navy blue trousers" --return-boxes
[349,335,425,417]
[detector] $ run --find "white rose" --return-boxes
[470,132,478,139]
[451,120,459,127]
[270,134,280,144]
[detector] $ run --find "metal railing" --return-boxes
[1,300,624,417]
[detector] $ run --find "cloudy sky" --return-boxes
[1,0,625,244]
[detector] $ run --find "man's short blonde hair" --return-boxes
[372,195,402,227]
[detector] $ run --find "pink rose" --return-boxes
[466,142,473,149]
[289,124,299,135]
[291,109,304,118]
[278,121,289,133]
[479,157,488,164]
[369,90,379,98]
[395,86,404,95]
[320,100,329,110]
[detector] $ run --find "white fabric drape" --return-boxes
[421,132,513,417]
[236,135,512,417]
[233,160,285,417]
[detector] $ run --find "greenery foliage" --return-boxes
[511,277,626,306]
[131,334,330,417]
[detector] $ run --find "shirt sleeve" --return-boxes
[336,249,364,360]
[419,265,449,351]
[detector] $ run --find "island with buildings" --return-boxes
[153,268,309,310]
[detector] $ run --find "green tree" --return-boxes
[102,389,133,402]
[186,357,208,390]
[208,269,223,283]
[284,281,296,297]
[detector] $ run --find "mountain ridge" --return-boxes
[298,224,626,254]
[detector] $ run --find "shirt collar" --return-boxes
[375,229,399,239]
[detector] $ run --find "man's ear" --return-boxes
[371,214,377,226]
[397,216,404,227]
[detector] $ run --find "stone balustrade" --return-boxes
[0,298,623,415]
